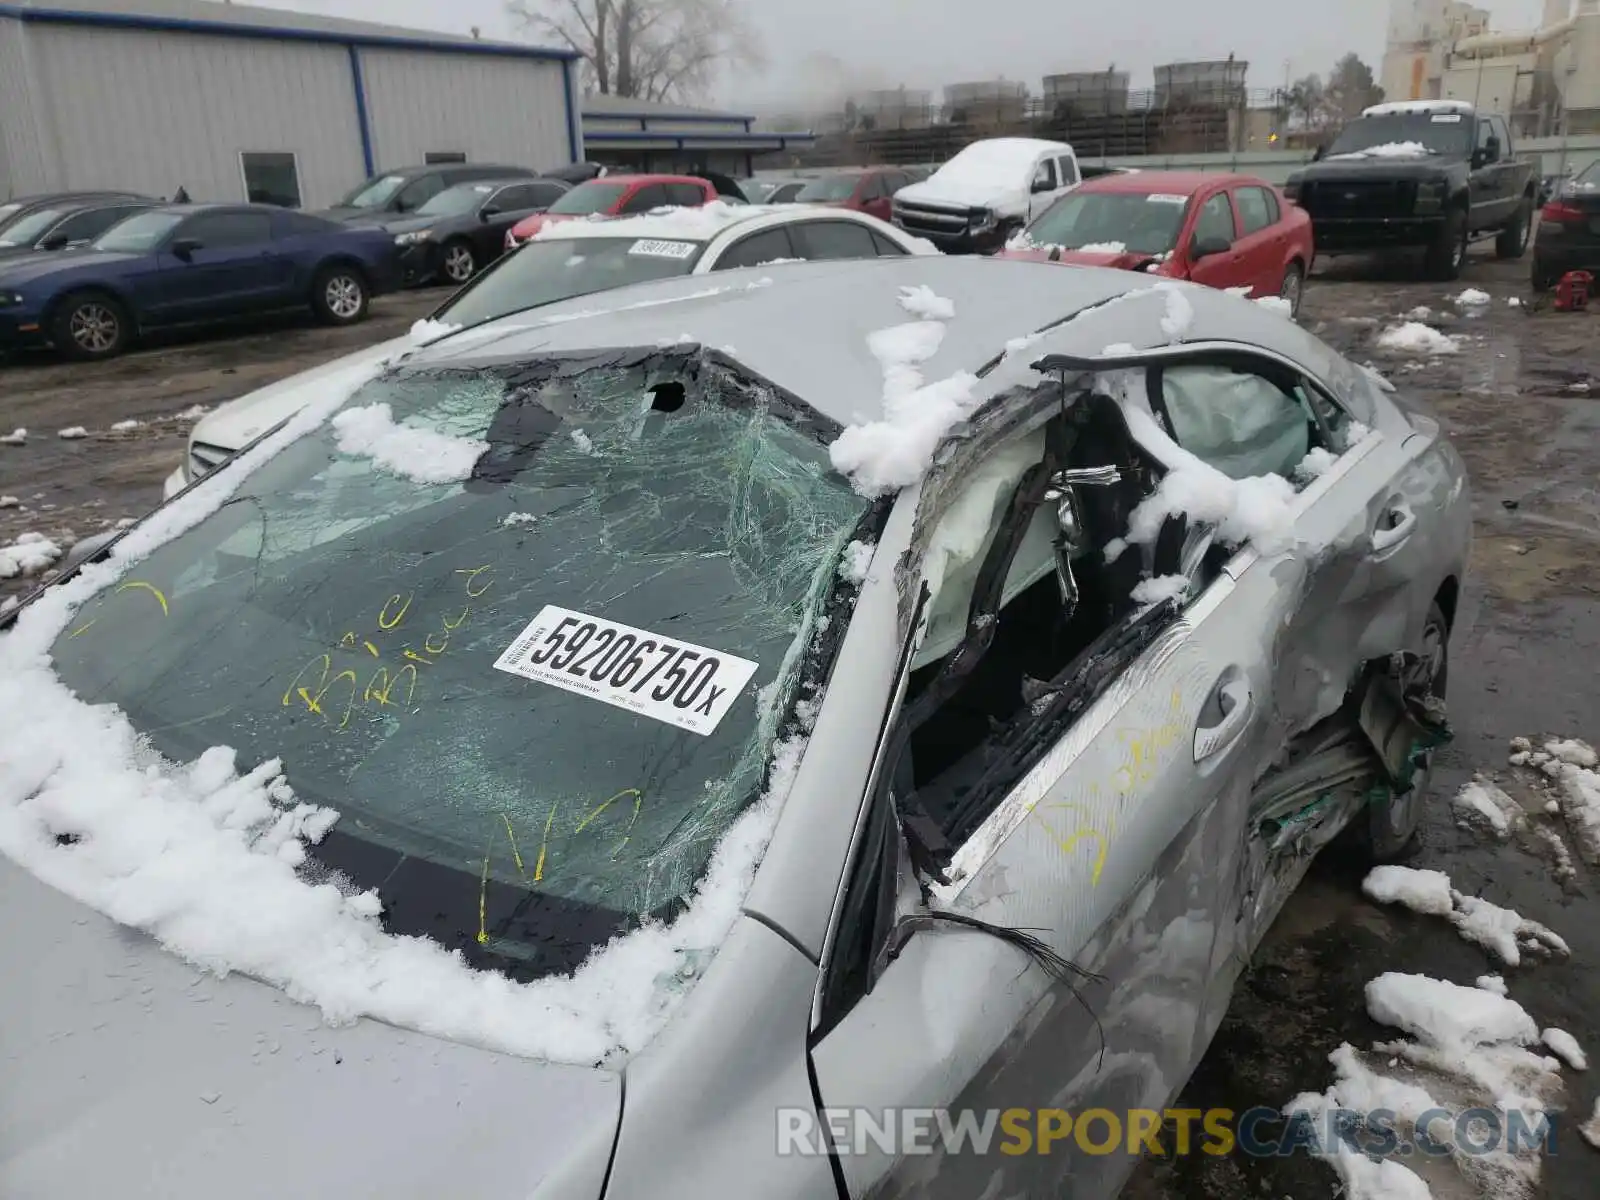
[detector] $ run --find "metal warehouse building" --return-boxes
[0,0,582,208]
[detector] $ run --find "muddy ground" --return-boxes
[3,253,1599,1196]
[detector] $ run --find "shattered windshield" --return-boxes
[1326,113,1470,157]
[49,352,872,981]
[1024,191,1190,254]
[437,237,708,327]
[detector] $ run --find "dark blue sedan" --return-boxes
[0,203,402,360]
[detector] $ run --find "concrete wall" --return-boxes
[357,47,570,179]
[1068,133,1600,182]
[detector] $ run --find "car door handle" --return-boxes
[1371,500,1417,555]
[1194,667,1253,762]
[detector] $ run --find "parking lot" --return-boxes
[4,251,1600,1197]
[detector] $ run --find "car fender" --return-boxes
[37,272,139,330]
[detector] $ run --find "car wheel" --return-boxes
[1279,261,1305,318]
[311,266,369,326]
[1424,211,1468,281]
[1495,197,1533,259]
[52,291,129,361]
[1358,601,1451,862]
[441,239,477,284]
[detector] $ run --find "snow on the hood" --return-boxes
[0,342,825,1065]
[0,428,24,446]
[902,139,1063,211]
[838,539,876,584]
[897,283,955,321]
[1294,446,1339,482]
[1076,241,1127,254]
[829,286,980,497]
[1255,295,1294,318]
[570,428,595,455]
[1329,141,1430,159]
[500,512,538,528]
[56,426,87,440]
[409,317,463,343]
[1363,866,1569,967]
[1157,281,1193,341]
[329,402,488,485]
[1454,288,1491,307]
[0,532,62,579]
[109,418,142,432]
[1542,1028,1586,1070]
[1376,322,1461,356]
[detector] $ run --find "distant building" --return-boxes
[943,80,1028,124]
[1041,71,1131,115]
[850,88,934,130]
[1380,0,1492,102]
[582,94,815,176]
[1154,59,1249,108]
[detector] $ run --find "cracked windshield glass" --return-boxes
[48,354,871,980]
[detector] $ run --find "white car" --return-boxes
[163,204,937,498]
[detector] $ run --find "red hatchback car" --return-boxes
[791,167,915,223]
[505,174,721,249]
[998,170,1314,315]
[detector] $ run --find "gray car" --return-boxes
[0,257,1468,1199]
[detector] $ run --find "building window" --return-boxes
[425,151,467,164]
[239,152,301,208]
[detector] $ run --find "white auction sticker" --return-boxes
[628,239,699,259]
[1430,113,1463,123]
[493,605,759,736]
[1146,193,1189,204]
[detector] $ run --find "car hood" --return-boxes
[998,246,1163,272]
[0,855,620,1200]
[894,175,1029,217]
[1300,155,1461,182]
[383,215,439,236]
[0,249,143,287]
[191,337,409,454]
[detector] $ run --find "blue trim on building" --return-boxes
[562,59,580,164]
[587,110,760,127]
[0,3,582,61]
[346,45,376,177]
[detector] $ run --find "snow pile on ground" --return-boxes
[1508,297,1523,308]
[0,428,24,446]
[109,418,141,432]
[1502,735,1600,865]
[1376,322,1461,356]
[1255,295,1294,318]
[1454,288,1492,307]
[1542,1028,1586,1070]
[1408,306,1434,321]
[56,426,88,440]
[0,351,824,1065]
[830,287,981,497]
[409,317,463,343]
[0,495,18,509]
[1363,866,1569,967]
[1450,776,1527,837]
[329,402,489,485]
[1478,974,1509,995]
[0,532,62,580]
[838,539,876,585]
[1329,141,1430,159]
[175,404,209,421]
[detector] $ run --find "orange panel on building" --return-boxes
[1410,56,1425,99]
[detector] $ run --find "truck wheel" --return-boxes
[1495,198,1532,259]
[1424,212,1468,281]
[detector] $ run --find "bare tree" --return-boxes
[1284,73,1325,130]
[508,0,762,103]
[1323,53,1384,123]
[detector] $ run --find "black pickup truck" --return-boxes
[1285,102,1536,281]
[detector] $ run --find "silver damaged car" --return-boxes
[0,256,1468,1199]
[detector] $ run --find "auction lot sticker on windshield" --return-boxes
[1431,113,1464,122]
[493,604,759,736]
[1146,193,1189,204]
[628,239,698,259]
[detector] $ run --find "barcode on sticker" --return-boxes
[492,604,759,736]
[628,239,698,259]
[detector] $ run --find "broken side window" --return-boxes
[1154,360,1340,483]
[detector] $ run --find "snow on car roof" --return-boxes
[411,256,1349,429]
[1361,99,1475,116]
[532,201,792,244]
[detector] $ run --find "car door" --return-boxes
[1469,117,1508,231]
[1182,190,1248,291]
[1026,157,1060,222]
[1489,115,1520,223]
[1141,352,1435,962]
[156,210,289,322]
[809,395,1270,1200]
[1230,185,1286,296]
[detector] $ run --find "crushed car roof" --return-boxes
[409,256,1354,427]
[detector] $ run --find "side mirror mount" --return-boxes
[38,232,69,251]
[1190,233,1232,260]
[479,205,501,221]
[169,237,201,260]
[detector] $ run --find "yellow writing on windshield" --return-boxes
[66,578,171,638]
[282,564,494,728]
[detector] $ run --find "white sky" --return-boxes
[268,0,1549,111]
